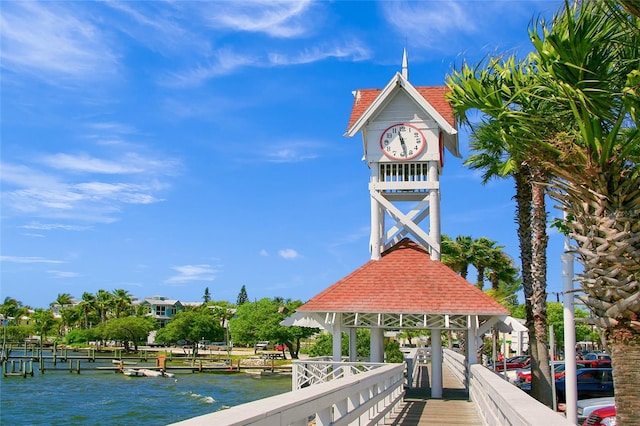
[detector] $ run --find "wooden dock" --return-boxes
[384,363,482,426]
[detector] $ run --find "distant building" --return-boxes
[139,295,184,327]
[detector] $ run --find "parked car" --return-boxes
[582,352,611,362]
[492,355,530,371]
[274,343,287,352]
[516,360,598,385]
[582,405,616,426]
[578,358,612,369]
[557,368,614,402]
[577,397,616,424]
[519,368,614,402]
[254,341,271,353]
[516,361,573,385]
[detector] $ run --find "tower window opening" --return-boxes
[379,163,428,182]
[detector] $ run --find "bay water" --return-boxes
[1,356,291,425]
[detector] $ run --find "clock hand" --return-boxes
[398,133,407,155]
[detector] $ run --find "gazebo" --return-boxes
[292,238,510,398]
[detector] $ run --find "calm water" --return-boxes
[1,355,291,425]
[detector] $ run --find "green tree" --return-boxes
[441,235,474,279]
[78,292,97,329]
[527,4,640,422]
[111,289,132,318]
[0,297,28,324]
[154,309,224,349]
[486,251,521,309]
[229,298,317,359]
[65,327,102,345]
[102,316,155,351]
[31,308,56,344]
[546,302,592,353]
[447,64,556,404]
[51,292,75,336]
[471,237,502,290]
[236,285,248,305]
[95,289,113,324]
[203,287,211,303]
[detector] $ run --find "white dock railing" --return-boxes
[170,361,405,426]
[292,357,393,390]
[442,349,574,426]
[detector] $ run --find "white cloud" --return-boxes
[278,249,301,259]
[0,134,180,224]
[47,270,80,279]
[202,1,316,38]
[165,264,218,284]
[22,223,93,232]
[1,256,63,264]
[268,40,371,66]
[41,153,145,175]
[0,2,119,82]
[260,139,324,163]
[381,1,476,49]
[161,48,258,87]
[259,249,269,256]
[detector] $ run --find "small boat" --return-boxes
[122,368,144,377]
[138,368,162,377]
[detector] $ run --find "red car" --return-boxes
[516,361,596,384]
[517,362,571,383]
[493,355,530,371]
[578,359,612,369]
[582,405,616,426]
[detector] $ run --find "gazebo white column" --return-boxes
[467,316,478,365]
[370,169,382,260]
[428,161,441,260]
[430,329,443,398]
[348,328,357,361]
[370,327,385,363]
[332,314,342,362]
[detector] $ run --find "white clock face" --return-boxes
[380,123,426,160]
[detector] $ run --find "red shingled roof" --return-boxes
[346,86,455,131]
[298,239,509,316]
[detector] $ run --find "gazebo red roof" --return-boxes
[346,86,455,131]
[298,239,509,316]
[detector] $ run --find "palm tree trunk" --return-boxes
[610,336,640,425]
[530,173,553,407]
[515,166,552,405]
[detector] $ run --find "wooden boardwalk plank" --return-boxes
[384,363,482,426]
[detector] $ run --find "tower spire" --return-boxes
[401,48,408,79]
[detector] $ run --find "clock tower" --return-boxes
[345,50,459,261]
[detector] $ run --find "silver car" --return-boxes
[577,397,615,423]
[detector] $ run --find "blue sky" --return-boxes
[1,0,570,309]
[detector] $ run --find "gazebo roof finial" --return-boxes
[402,48,408,79]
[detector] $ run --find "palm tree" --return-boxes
[485,251,522,309]
[441,235,475,279]
[31,308,55,345]
[522,3,640,423]
[0,297,28,324]
[51,293,74,336]
[111,289,132,318]
[78,292,96,329]
[446,54,556,406]
[449,1,639,420]
[95,290,113,323]
[471,237,501,290]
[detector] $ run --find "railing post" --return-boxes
[316,406,332,426]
